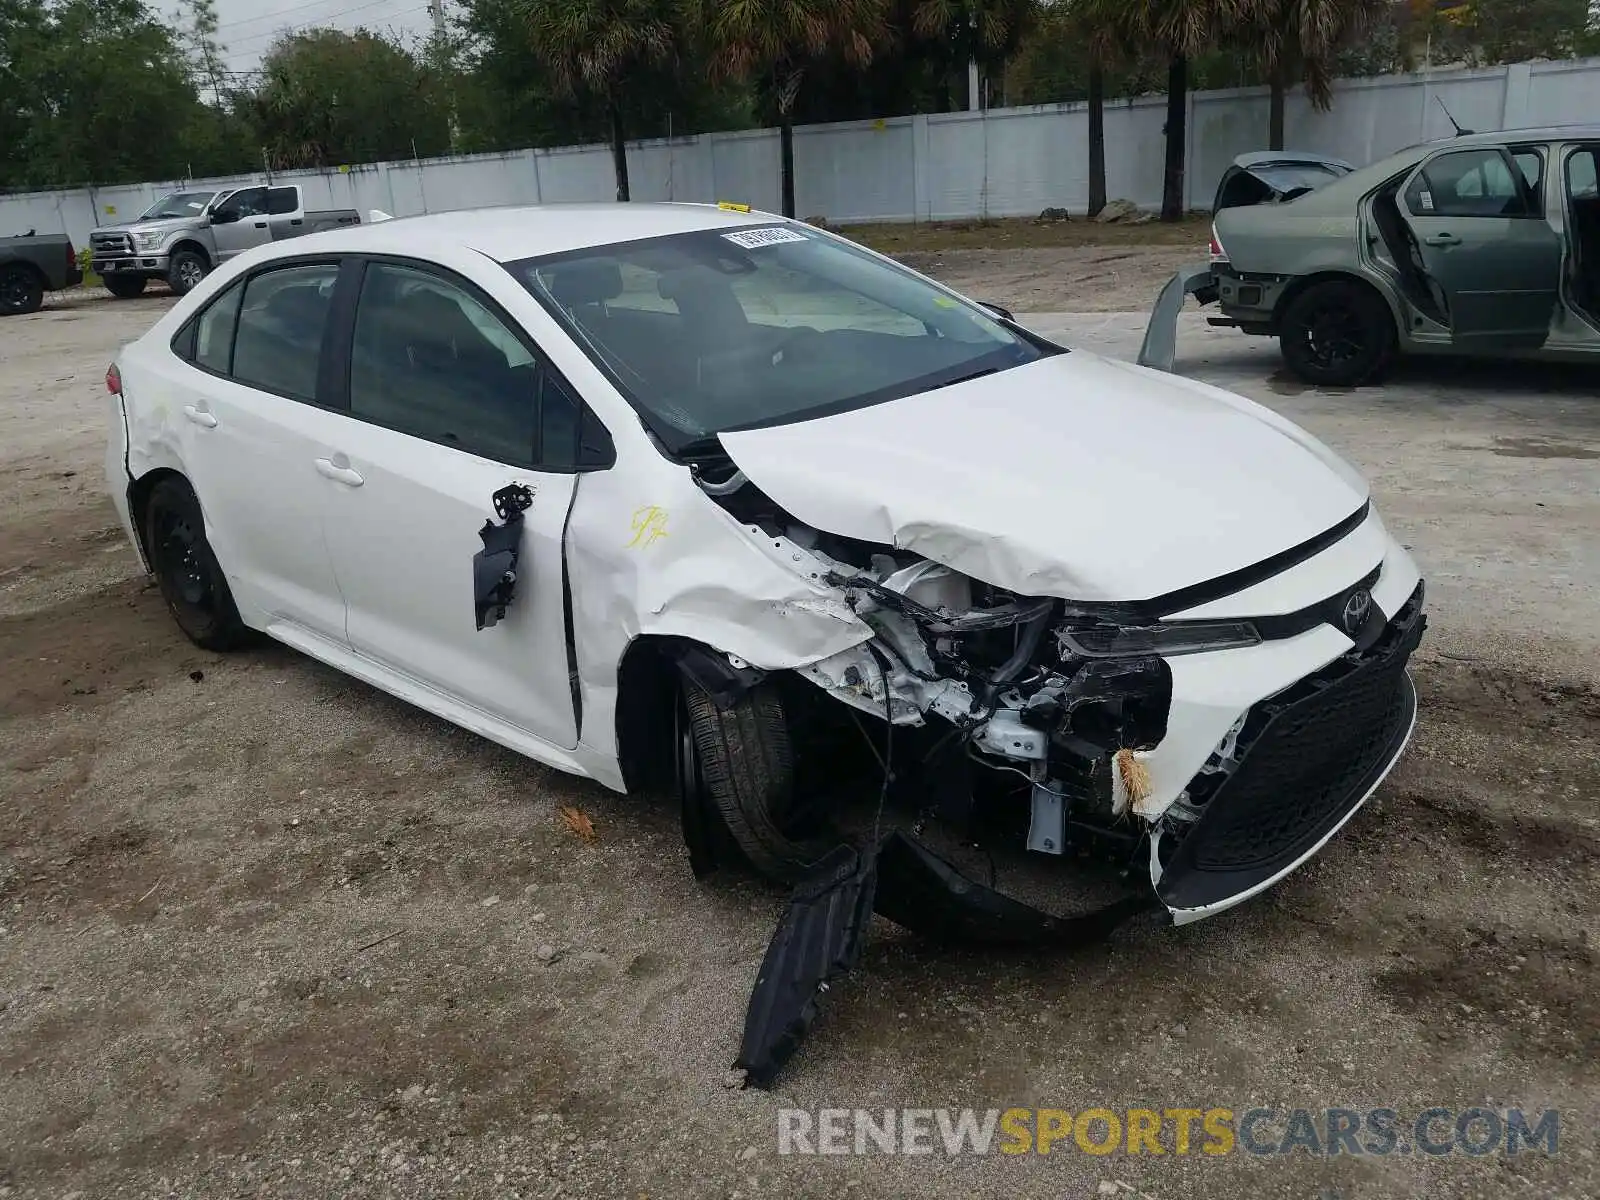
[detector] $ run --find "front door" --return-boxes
[171,260,349,638]
[315,259,585,750]
[209,186,274,261]
[1400,145,1563,348]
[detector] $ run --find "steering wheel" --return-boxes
[768,325,824,365]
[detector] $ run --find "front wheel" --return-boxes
[1278,280,1396,387]
[143,477,250,651]
[104,274,148,299]
[167,249,209,296]
[681,678,830,884]
[0,264,44,315]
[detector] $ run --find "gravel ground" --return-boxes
[1,274,1597,1200]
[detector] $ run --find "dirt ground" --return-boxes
[2,259,1598,1200]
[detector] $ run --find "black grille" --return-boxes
[1171,584,1424,879]
[91,232,132,257]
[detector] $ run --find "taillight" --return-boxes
[1209,225,1228,265]
[66,242,77,270]
[105,363,122,395]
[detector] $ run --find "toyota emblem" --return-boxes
[1341,588,1373,636]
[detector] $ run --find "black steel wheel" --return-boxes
[1279,280,1396,387]
[143,477,249,650]
[0,264,44,316]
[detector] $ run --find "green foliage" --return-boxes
[0,0,224,189]
[243,29,453,170]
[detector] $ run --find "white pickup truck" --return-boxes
[89,183,360,298]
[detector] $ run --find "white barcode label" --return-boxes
[721,227,809,249]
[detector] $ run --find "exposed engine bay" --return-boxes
[705,467,1181,858]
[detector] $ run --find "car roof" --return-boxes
[266,201,786,265]
[1400,123,1600,153]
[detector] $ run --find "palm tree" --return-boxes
[1077,0,1244,221]
[1236,0,1390,150]
[909,0,1039,110]
[707,0,891,217]
[519,0,687,201]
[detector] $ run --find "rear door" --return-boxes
[265,186,309,242]
[1399,145,1562,347]
[209,186,274,261]
[314,257,614,751]
[167,259,349,638]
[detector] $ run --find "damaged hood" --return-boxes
[717,352,1368,605]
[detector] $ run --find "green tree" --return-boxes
[512,0,690,201]
[243,28,453,170]
[1073,0,1244,221]
[1234,0,1392,150]
[1,0,216,189]
[907,0,1038,110]
[707,0,891,217]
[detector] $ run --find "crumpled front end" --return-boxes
[701,475,1424,925]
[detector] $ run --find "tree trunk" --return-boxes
[609,99,630,202]
[779,111,796,218]
[1161,53,1187,223]
[1268,65,1286,151]
[1087,59,1106,218]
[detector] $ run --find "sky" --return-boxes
[163,0,439,76]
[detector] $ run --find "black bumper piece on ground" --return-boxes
[735,832,1152,1087]
[1156,583,1426,912]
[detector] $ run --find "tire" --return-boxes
[1278,280,1397,387]
[104,274,148,299]
[167,249,209,296]
[681,678,829,883]
[143,477,250,651]
[0,264,45,316]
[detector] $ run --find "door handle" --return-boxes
[314,456,364,487]
[253,220,267,228]
[183,404,218,428]
[1423,232,1461,246]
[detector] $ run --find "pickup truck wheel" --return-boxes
[1279,280,1396,387]
[104,275,147,299]
[681,678,831,884]
[167,250,209,296]
[143,478,249,651]
[0,264,45,315]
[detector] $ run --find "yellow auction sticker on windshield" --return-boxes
[722,227,809,249]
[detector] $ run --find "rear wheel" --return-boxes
[1279,280,1396,387]
[0,264,44,315]
[143,477,249,651]
[681,678,830,884]
[167,249,209,296]
[104,274,148,299]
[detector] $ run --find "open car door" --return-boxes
[1398,145,1563,349]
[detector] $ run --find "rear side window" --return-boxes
[231,263,339,401]
[267,187,298,216]
[195,281,243,374]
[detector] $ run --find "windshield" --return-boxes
[139,191,217,220]
[510,225,1047,449]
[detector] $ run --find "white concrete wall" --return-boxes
[7,55,1599,249]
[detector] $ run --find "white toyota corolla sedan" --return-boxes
[104,202,1426,927]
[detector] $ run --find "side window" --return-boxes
[350,263,539,464]
[267,187,298,216]
[1405,149,1529,218]
[231,263,339,401]
[195,280,244,374]
[1566,147,1599,199]
[231,187,269,218]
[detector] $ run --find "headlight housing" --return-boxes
[1058,619,1261,658]
[133,230,166,250]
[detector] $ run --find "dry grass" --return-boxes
[838,212,1212,254]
